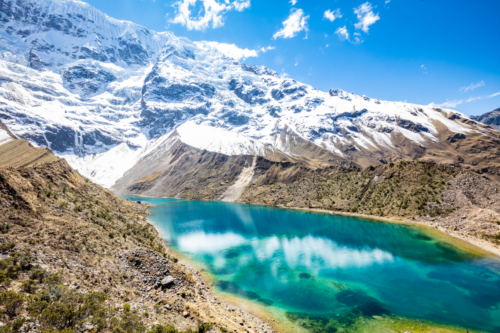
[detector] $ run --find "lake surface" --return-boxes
[124,196,500,332]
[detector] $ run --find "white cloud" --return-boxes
[200,41,274,60]
[430,92,499,109]
[290,0,297,5]
[421,64,428,74]
[354,2,380,33]
[459,80,485,93]
[273,8,309,39]
[323,9,342,22]
[335,25,349,40]
[260,45,275,53]
[232,0,251,11]
[170,0,251,31]
[385,0,391,3]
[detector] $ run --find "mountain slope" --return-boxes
[472,108,500,130]
[0,0,500,196]
[0,123,274,333]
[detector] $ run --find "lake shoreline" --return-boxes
[278,205,500,258]
[124,195,498,333]
[126,195,286,333]
[166,247,302,333]
[131,192,500,258]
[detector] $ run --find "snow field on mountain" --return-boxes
[0,128,12,145]
[177,121,266,156]
[63,143,142,187]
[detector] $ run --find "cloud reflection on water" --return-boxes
[177,231,246,253]
[177,231,394,273]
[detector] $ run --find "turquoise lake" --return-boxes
[124,196,500,332]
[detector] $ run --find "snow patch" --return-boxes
[63,143,142,188]
[177,122,266,156]
[0,128,12,146]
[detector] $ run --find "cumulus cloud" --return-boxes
[170,0,251,31]
[335,26,349,41]
[459,80,485,93]
[199,41,274,60]
[323,9,342,22]
[290,0,297,5]
[273,8,309,39]
[354,2,380,33]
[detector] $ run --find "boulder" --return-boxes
[161,276,175,288]
[82,322,95,331]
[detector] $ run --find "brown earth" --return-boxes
[0,138,58,169]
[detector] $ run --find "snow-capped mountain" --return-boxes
[0,0,499,191]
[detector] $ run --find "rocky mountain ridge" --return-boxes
[472,108,500,131]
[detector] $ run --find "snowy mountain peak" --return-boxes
[0,0,495,188]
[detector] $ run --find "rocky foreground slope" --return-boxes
[0,0,500,192]
[0,132,274,333]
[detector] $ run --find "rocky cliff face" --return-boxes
[0,0,500,195]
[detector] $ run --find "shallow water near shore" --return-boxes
[124,196,500,332]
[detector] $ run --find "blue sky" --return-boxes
[84,0,500,116]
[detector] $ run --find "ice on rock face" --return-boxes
[0,0,479,187]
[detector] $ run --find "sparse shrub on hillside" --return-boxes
[110,303,146,333]
[11,318,25,332]
[21,279,38,294]
[147,325,178,333]
[44,272,64,286]
[30,266,47,283]
[0,242,15,253]
[0,291,25,316]
[197,323,213,333]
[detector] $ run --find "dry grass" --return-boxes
[0,139,58,169]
